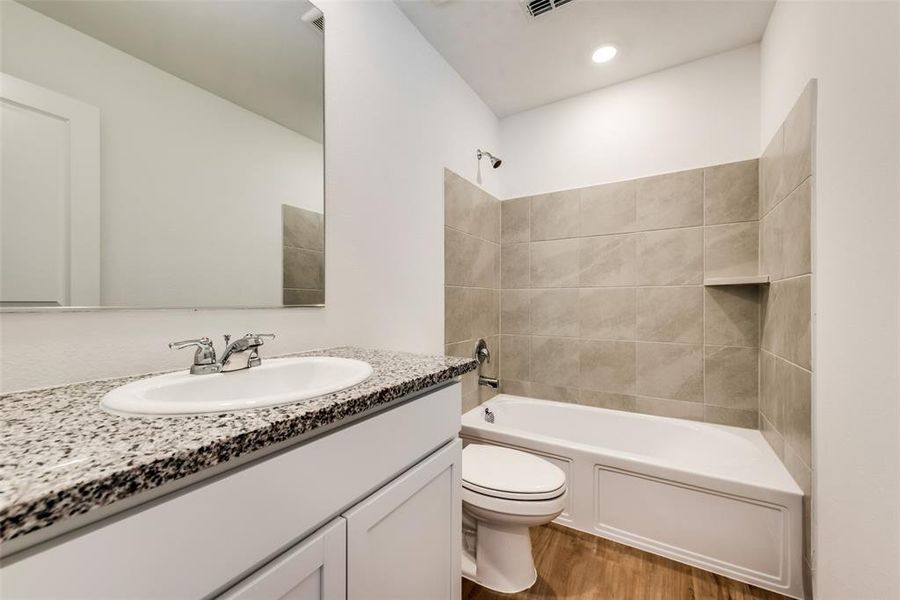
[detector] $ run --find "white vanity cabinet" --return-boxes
[1,383,462,600]
[220,439,461,600]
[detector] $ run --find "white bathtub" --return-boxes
[461,395,804,599]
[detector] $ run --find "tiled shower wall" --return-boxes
[498,160,762,427]
[443,169,501,413]
[758,81,815,581]
[282,205,325,305]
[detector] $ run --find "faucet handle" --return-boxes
[244,333,275,342]
[169,337,217,366]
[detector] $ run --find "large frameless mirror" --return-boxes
[0,0,325,309]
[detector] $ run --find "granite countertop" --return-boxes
[0,346,476,544]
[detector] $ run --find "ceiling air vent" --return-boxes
[523,0,575,18]
[301,7,324,34]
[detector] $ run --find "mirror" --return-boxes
[0,0,325,309]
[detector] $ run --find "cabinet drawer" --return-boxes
[1,383,460,599]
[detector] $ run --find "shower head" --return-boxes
[477,149,502,169]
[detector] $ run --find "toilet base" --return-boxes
[462,520,539,594]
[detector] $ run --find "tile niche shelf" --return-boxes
[703,275,771,286]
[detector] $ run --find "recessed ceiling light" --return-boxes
[591,45,618,64]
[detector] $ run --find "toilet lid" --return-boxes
[462,444,566,500]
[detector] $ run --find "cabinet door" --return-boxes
[345,439,461,600]
[220,518,346,600]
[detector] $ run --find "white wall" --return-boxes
[0,0,501,392]
[1,1,323,308]
[761,2,900,598]
[499,44,760,198]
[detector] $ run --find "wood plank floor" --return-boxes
[462,524,789,600]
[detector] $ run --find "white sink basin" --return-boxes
[101,357,373,416]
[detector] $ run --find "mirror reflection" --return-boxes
[0,0,325,308]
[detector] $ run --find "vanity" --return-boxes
[0,347,476,599]
[0,2,476,598]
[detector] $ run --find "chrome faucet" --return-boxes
[219,333,275,372]
[168,337,219,375]
[169,333,275,374]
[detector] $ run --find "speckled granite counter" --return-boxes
[0,347,476,544]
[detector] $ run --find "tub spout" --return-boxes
[479,375,499,389]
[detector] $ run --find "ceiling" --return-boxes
[22,0,324,142]
[396,0,775,118]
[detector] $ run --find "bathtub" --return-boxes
[461,395,804,599]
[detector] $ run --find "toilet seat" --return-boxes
[462,444,567,501]
[462,479,565,501]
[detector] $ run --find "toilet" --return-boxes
[461,444,568,593]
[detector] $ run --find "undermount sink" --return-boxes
[101,357,373,416]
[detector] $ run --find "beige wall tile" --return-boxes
[636,169,703,230]
[472,238,499,289]
[760,350,784,431]
[760,126,785,215]
[704,286,760,347]
[500,335,530,381]
[760,202,784,280]
[783,360,812,467]
[445,286,471,344]
[501,197,530,244]
[635,396,704,421]
[501,379,530,396]
[577,390,636,412]
[704,346,758,410]
[283,247,324,290]
[782,81,815,196]
[783,445,812,564]
[704,406,758,429]
[578,288,636,340]
[767,276,812,369]
[444,169,478,235]
[636,342,703,402]
[705,222,759,278]
[282,205,324,251]
[530,382,580,403]
[471,288,500,338]
[478,188,502,243]
[531,336,580,388]
[579,235,636,287]
[579,180,636,236]
[530,190,579,241]
[531,289,579,337]
[703,160,759,225]
[445,169,499,242]
[636,286,703,343]
[636,228,703,285]
[531,239,579,287]
[445,340,478,407]
[283,289,324,305]
[461,393,479,414]
[501,243,530,289]
[579,340,636,394]
[781,178,812,278]
[761,413,785,459]
[501,289,531,334]
[445,227,476,286]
